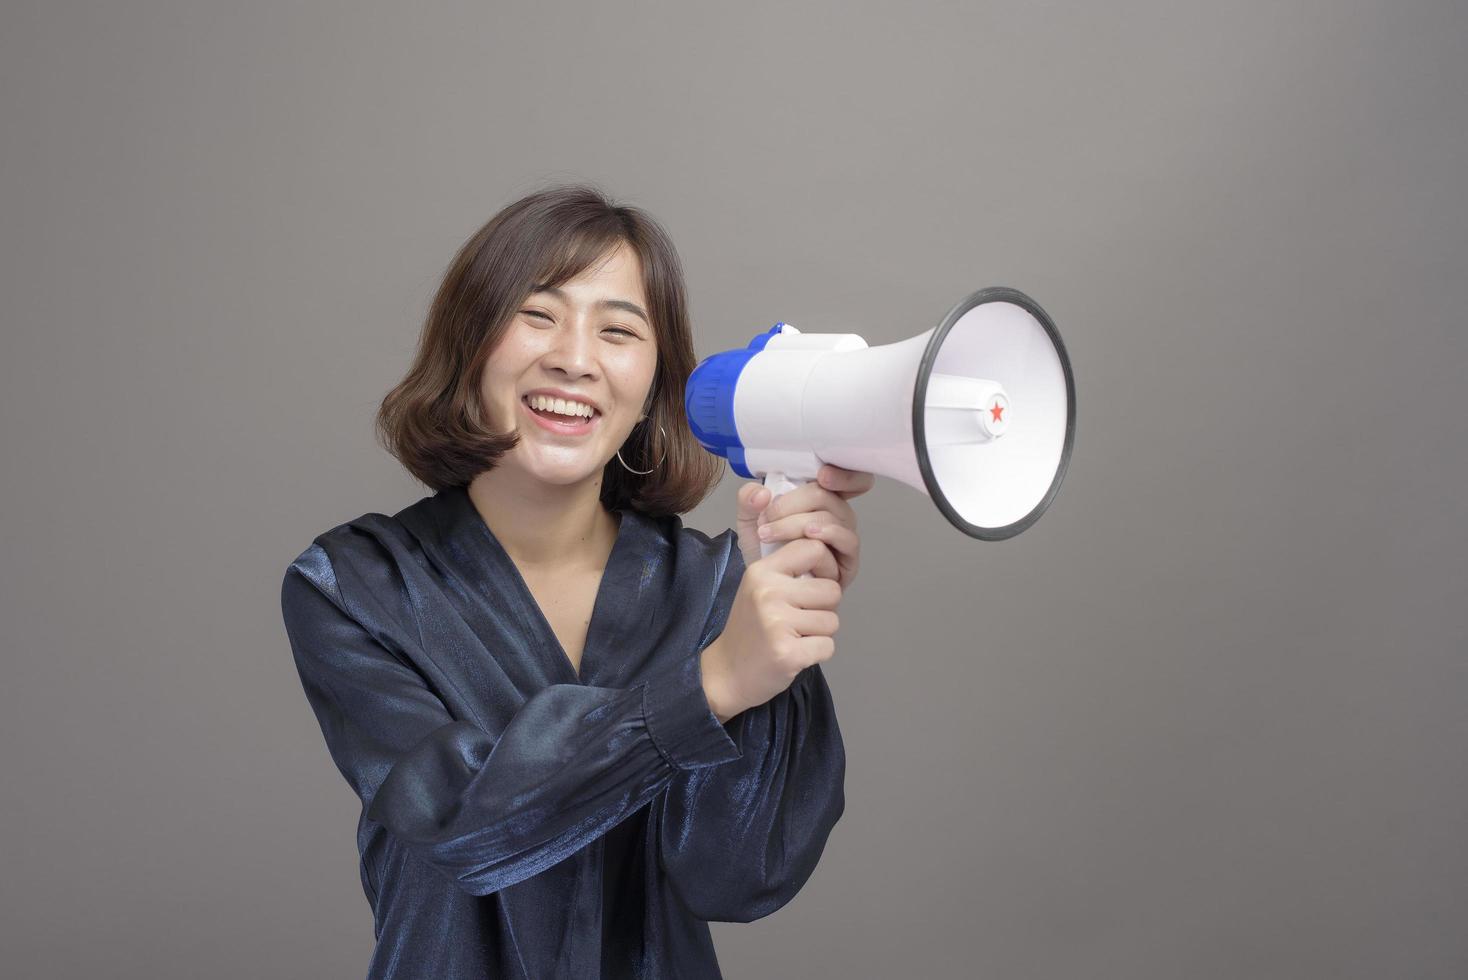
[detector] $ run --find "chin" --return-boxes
[515,454,608,487]
[536,470,601,488]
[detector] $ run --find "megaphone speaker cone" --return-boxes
[915,286,1076,540]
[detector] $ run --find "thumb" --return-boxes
[736,481,771,528]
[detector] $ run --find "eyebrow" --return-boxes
[529,284,650,327]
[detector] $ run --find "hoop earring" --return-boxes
[616,417,667,475]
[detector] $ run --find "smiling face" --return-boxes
[478,240,659,489]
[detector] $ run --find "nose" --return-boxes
[541,317,599,380]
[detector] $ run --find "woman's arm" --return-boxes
[281,544,742,898]
[655,657,847,923]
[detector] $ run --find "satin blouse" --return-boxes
[279,484,846,978]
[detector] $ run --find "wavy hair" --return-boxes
[375,182,723,516]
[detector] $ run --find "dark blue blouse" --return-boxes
[280,484,845,978]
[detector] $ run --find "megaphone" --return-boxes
[685,286,1075,561]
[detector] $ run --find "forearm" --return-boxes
[659,662,847,922]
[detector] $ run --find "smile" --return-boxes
[521,395,602,436]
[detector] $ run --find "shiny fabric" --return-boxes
[279,484,845,979]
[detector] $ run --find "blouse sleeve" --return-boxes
[654,563,848,922]
[281,545,742,898]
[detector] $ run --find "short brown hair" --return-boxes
[375,182,724,516]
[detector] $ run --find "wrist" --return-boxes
[700,637,738,724]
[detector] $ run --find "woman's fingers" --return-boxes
[765,536,840,582]
[816,464,876,499]
[785,574,844,611]
[757,478,857,530]
[757,512,861,590]
[786,605,841,639]
[757,507,851,544]
[804,521,860,589]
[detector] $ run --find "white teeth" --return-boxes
[527,394,595,418]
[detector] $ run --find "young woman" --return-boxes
[280,183,869,978]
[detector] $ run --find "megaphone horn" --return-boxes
[685,286,1076,552]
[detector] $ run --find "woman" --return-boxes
[280,183,869,979]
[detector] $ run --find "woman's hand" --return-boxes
[701,536,844,721]
[701,464,874,722]
[735,463,874,591]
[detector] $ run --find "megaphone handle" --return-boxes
[759,471,814,579]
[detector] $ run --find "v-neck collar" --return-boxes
[433,484,642,685]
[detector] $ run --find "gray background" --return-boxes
[3,1,1464,977]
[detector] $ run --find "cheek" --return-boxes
[614,349,658,394]
[480,333,540,394]
[497,329,546,365]
[478,367,512,403]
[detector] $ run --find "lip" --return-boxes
[521,395,602,437]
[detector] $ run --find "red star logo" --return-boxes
[989,402,1005,423]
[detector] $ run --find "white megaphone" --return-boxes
[685,286,1076,565]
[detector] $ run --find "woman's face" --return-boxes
[479,241,659,489]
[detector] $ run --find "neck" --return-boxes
[466,465,619,571]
